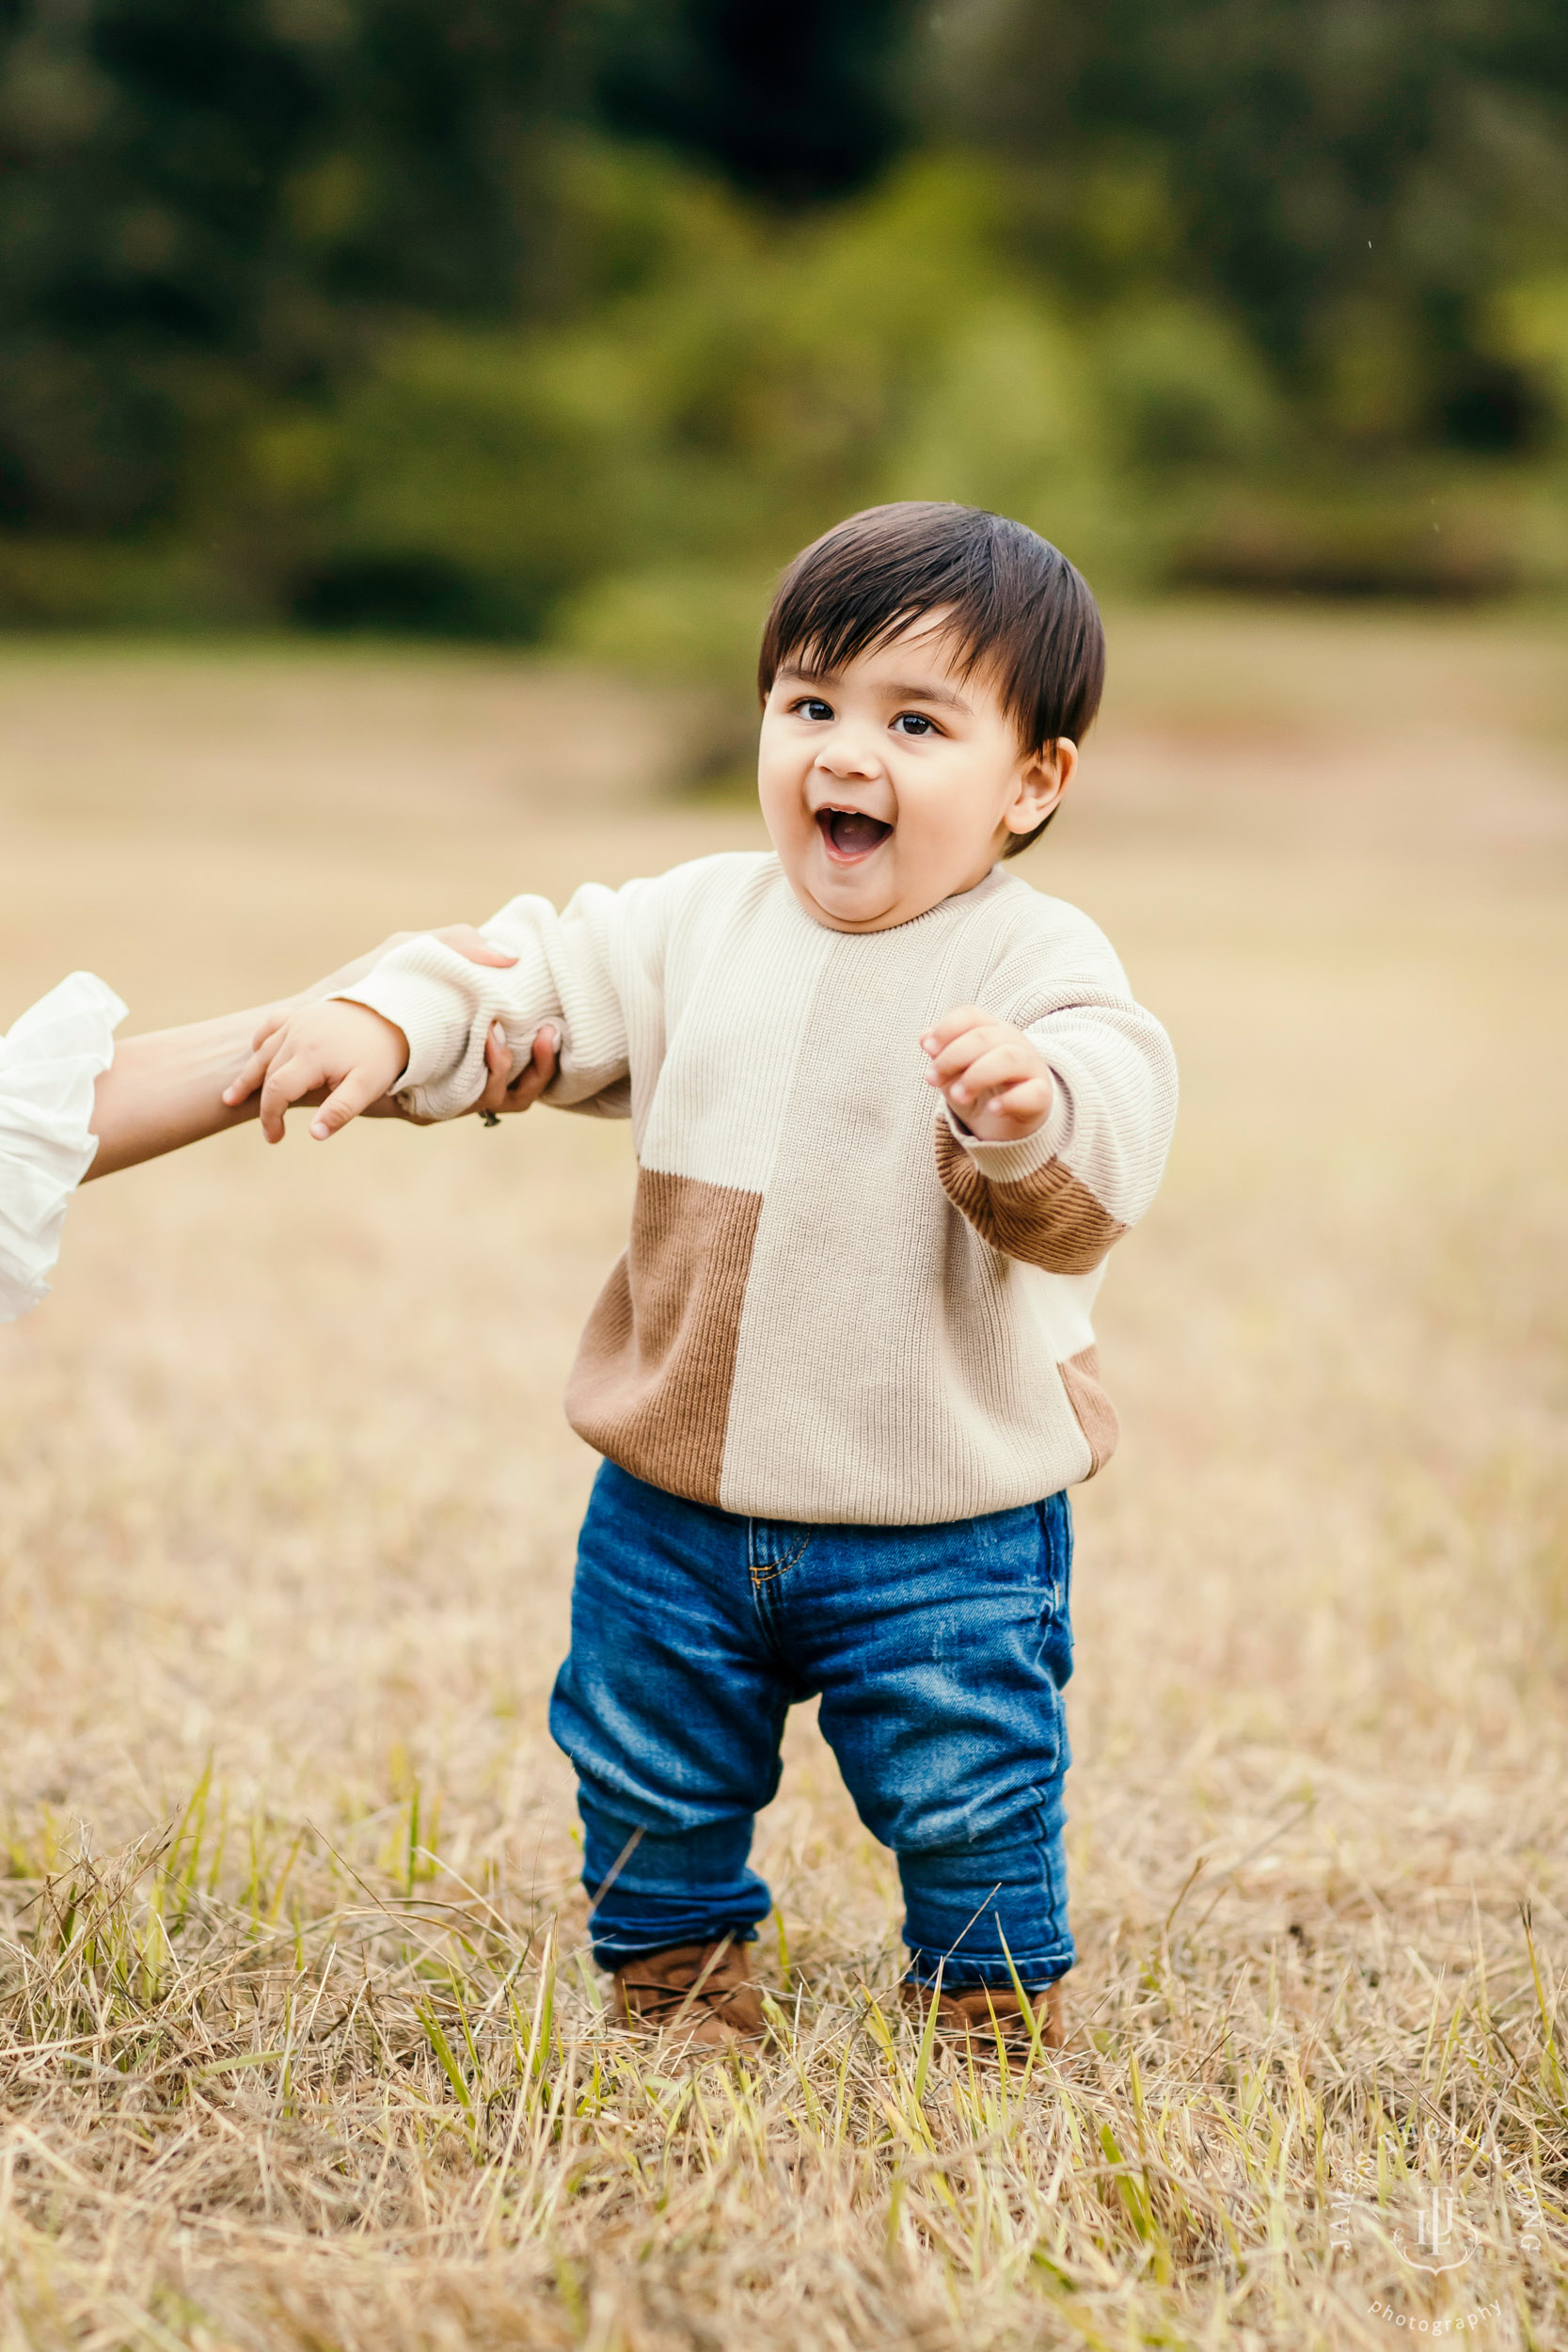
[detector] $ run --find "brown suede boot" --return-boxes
[612,1938,766,2050]
[901,1977,1065,2061]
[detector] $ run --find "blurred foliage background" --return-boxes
[1,0,1566,664]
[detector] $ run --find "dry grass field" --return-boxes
[1,609,1566,2350]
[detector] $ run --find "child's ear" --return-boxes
[1005,739,1078,838]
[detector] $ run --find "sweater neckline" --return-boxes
[775,859,1013,943]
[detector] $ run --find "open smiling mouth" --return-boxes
[816,806,894,861]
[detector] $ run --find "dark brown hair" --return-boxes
[757,501,1105,855]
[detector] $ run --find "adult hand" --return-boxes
[464,1016,561,1121]
[388,927,559,1124]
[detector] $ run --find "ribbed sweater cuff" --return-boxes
[336,966,464,1096]
[942,1097,1066,1184]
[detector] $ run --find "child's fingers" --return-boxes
[920,1004,991,1054]
[249,1005,289,1053]
[222,1044,273,1107]
[946,1043,1034,1104]
[308,1065,389,1141]
[977,1075,1053,1125]
[257,1073,295,1144]
[258,1052,325,1142]
[926,1024,1011,1086]
[229,1015,290,1104]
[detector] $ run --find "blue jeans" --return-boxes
[549,1462,1075,1990]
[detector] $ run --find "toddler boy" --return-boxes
[235,502,1178,2052]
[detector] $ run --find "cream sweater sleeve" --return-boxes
[342,873,669,1121]
[934,907,1178,1275]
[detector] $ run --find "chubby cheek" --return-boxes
[899,794,976,876]
[754,755,801,845]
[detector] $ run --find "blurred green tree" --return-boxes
[0,0,923,548]
[0,0,567,537]
[935,0,1568,453]
[1,0,1566,629]
[583,0,916,202]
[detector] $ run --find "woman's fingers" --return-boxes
[306,924,515,1008]
[475,1022,516,1116]
[505,1025,559,1109]
[432,924,518,969]
[470,1023,560,1120]
[304,936,411,1000]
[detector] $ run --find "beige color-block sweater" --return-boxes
[349,852,1177,1525]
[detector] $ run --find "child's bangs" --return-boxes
[777,599,989,694]
[757,501,1105,759]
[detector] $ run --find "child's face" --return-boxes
[756,616,1075,932]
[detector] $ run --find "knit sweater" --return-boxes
[348,851,1178,1525]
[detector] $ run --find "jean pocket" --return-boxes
[747,1519,813,1580]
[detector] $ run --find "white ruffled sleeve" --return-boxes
[0,972,127,1324]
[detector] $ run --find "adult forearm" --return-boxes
[81,930,543,1180]
[81,939,428,1178]
[85,1009,264,1179]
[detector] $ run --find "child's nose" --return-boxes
[814,734,881,782]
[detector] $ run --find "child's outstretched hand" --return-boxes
[239,998,410,1143]
[921,1006,1053,1142]
[223,923,553,1139]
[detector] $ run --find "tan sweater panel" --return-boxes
[564,1169,761,1508]
[932,1123,1127,1274]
